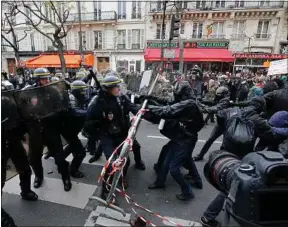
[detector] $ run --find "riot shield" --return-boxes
[13,81,70,121]
[2,90,20,130]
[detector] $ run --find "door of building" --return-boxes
[7,58,16,74]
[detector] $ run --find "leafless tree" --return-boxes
[1,2,31,66]
[15,1,74,74]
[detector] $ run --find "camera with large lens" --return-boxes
[204,150,288,227]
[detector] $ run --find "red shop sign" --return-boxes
[233,53,288,59]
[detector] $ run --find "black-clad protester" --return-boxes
[23,68,72,191]
[193,86,231,161]
[146,81,204,201]
[84,75,145,196]
[200,96,286,227]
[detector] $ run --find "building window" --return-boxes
[232,21,245,39]
[94,0,102,20]
[78,31,86,50]
[117,30,126,49]
[94,31,102,49]
[136,60,141,72]
[192,22,203,38]
[132,29,140,49]
[256,20,270,38]
[260,0,270,7]
[180,23,185,34]
[150,1,162,11]
[132,0,141,19]
[156,23,166,39]
[211,22,224,38]
[117,60,128,71]
[235,0,244,7]
[215,0,225,8]
[179,1,188,9]
[25,7,32,24]
[196,1,206,9]
[118,1,126,19]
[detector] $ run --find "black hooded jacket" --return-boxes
[264,86,288,118]
[148,81,204,146]
[219,97,276,158]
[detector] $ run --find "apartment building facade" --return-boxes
[2,1,148,73]
[145,0,288,72]
[1,1,288,74]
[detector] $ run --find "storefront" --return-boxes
[144,40,234,73]
[233,53,288,73]
[25,52,94,74]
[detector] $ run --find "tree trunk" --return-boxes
[56,40,67,75]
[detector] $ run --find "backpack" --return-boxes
[224,112,255,146]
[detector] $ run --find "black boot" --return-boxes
[62,175,72,192]
[135,160,146,170]
[193,154,204,161]
[33,176,43,188]
[71,169,84,178]
[88,153,102,163]
[20,190,38,201]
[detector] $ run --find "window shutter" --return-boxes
[87,30,92,50]
[114,30,117,49]
[127,29,132,49]
[74,31,79,50]
[102,30,106,49]
[140,29,144,49]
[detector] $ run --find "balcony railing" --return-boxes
[149,1,284,12]
[231,34,246,40]
[191,34,203,39]
[117,44,126,49]
[132,44,140,49]
[254,33,271,39]
[66,11,117,22]
[208,34,226,39]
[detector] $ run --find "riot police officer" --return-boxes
[61,80,87,178]
[84,75,145,191]
[25,68,72,191]
[2,88,38,201]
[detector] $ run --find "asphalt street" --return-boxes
[2,120,239,226]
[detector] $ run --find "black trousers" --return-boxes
[61,116,86,172]
[1,132,32,193]
[27,122,69,179]
[197,125,223,158]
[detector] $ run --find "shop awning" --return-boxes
[144,48,234,62]
[25,54,94,68]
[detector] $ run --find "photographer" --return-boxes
[200,96,286,227]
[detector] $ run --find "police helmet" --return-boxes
[102,75,121,89]
[51,76,60,82]
[34,68,51,79]
[216,86,229,96]
[71,80,88,90]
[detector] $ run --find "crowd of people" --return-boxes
[1,65,288,227]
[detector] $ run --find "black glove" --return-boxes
[147,105,163,116]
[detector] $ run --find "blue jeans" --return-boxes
[203,192,226,221]
[155,141,194,196]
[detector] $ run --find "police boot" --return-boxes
[33,176,43,188]
[1,208,17,227]
[135,160,146,171]
[88,152,102,163]
[133,144,145,171]
[71,170,84,178]
[21,191,38,201]
[62,174,72,192]
[20,170,38,201]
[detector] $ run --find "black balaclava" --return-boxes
[173,81,195,102]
